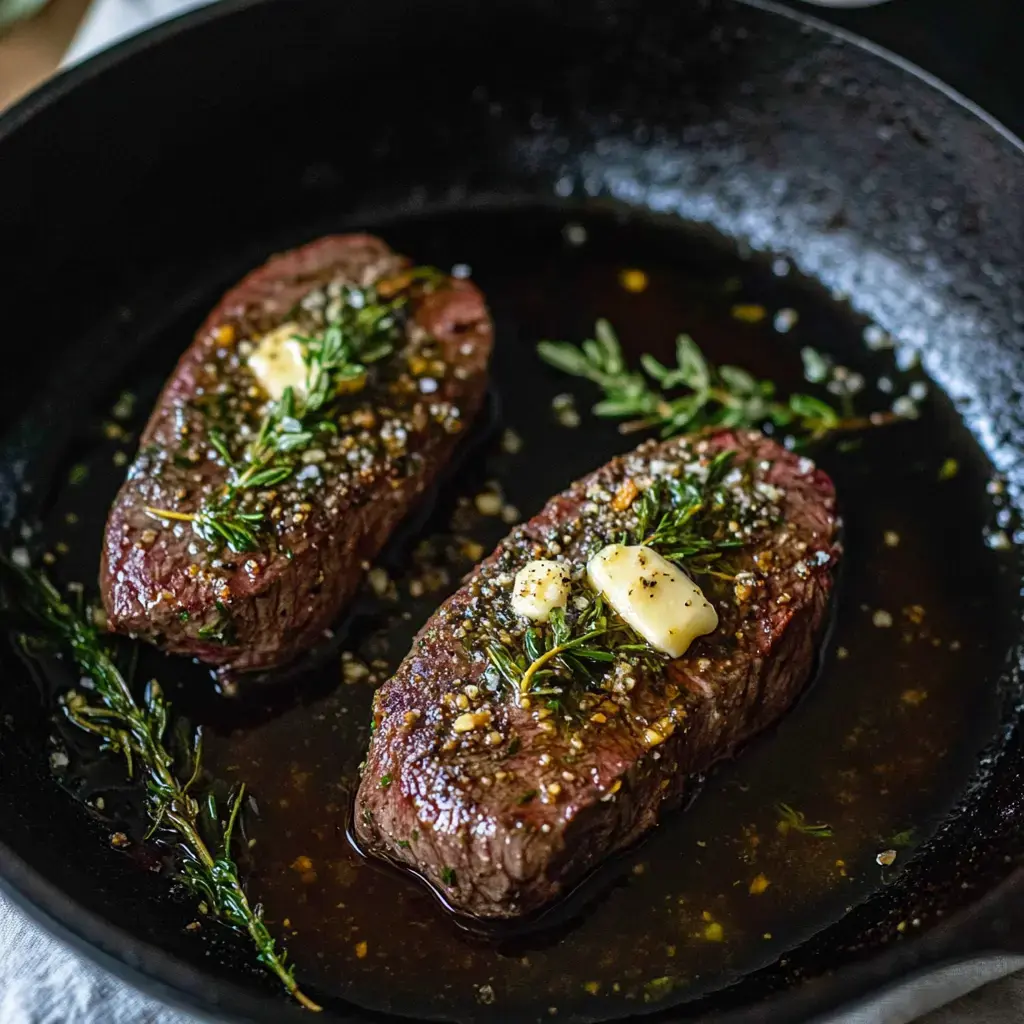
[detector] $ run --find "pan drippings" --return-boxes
[22,207,1015,1022]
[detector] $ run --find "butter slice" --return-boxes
[587,544,718,658]
[511,559,570,622]
[247,322,308,401]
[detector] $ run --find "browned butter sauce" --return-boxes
[32,208,1016,1021]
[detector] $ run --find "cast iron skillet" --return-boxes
[2,0,1024,1021]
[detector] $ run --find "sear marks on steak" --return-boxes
[355,430,839,919]
[101,235,492,677]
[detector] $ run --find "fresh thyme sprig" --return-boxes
[776,802,834,839]
[147,270,444,554]
[0,559,320,1011]
[487,593,660,700]
[538,319,896,443]
[630,448,744,577]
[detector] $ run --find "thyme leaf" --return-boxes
[0,559,320,1011]
[538,319,898,443]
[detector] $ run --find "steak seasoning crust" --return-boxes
[101,235,492,675]
[356,430,839,919]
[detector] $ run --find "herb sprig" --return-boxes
[1,560,320,1011]
[630,449,744,577]
[538,320,893,444]
[147,271,443,554]
[487,594,658,700]
[776,802,834,839]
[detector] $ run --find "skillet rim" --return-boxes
[1,0,1024,1021]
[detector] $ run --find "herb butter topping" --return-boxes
[135,266,456,559]
[466,445,775,708]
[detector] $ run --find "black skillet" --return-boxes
[2,0,1024,1021]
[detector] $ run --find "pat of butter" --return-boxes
[587,544,718,658]
[511,559,570,622]
[247,322,308,402]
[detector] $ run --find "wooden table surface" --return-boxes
[0,0,91,110]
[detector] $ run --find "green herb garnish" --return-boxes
[776,802,834,839]
[1,560,319,1012]
[146,272,442,554]
[643,976,678,1003]
[488,595,657,700]
[888,828,916,848]
[538,319,892,443]
[440,867,456,886]
[196,600,235,645]
[630,448,744,576]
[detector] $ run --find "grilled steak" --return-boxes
[355,430,839,918]
[101,235,492,676]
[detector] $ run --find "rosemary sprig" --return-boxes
[776,802,834,839]
[0,559,320,1011]
[537,319,894,443]
[147,271,443,554]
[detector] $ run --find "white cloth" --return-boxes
[0,2,1004,1022]
[63,0,215,65]
[0,890,197,1023]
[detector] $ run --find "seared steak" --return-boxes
[355,430,839,918]
[101,235,492,676]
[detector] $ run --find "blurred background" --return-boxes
[0,0,1021,137]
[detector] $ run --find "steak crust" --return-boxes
[355,430,839,919]
[101,235,492,676]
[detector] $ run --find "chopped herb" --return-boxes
[643,976,677,1003]
[938,457,959,480]
[888,829,916,848]
[0,559,319,1011]
[379,774,392,789]
[196,601,235,645]
[537,319,898,445]
[68,464,89,486]
[440,867,456,886]
[517,790,538,806]
[396,839,411,850]
[178,610,190,623]
[776,802,833,838]
[506,736,521,757]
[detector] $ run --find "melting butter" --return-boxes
[587,544,718,658]
[247,322,308,401]
[511,559,570,622]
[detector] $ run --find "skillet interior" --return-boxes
[2,1,1024,1021]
